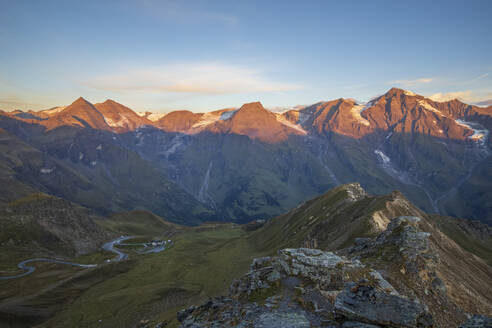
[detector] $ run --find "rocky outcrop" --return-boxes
[178,245,433,327]
[178,216,492,327]
[459,315,492,328]
[334,282,432,327]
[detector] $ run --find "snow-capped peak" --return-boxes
[41,106,66,115]
[136,111,167,121]
[191,109,237,129]
[275,113,307,134]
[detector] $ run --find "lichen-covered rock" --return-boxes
[334,282,432,327]
[346,216,438,269]
[459,315,492,328]
[341,322,382,328]
[179,244,433,327]
[253,311,311,328]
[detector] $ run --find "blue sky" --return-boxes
[1,0,491,112]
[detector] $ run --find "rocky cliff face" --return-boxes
[178,216,492,328]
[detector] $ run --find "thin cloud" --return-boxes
[86,63,302,95]
[475,98,492,107]
[464,72,489,84]
[0,94,44,110]
[429,91,472,102]
[389,77,434,86]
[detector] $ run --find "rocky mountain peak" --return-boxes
[384,87,416,98]
[102,99,118,105]
[72,96,92,106]
[227,101,305,142]
[337,182,368,202]
[231,101,272,122]
[237,101,266,112]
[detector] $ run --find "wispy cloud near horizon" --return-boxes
[428,91,473,102]
[428,90,492,104]
[85,62,302,95]
[389,77,434,86]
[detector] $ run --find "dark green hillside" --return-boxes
[0,117,215,225]
[249,183,427,253]
[0,193,113,271]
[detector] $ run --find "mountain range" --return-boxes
[1,88,491,224]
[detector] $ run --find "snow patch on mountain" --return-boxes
[192,113,220,128]
[350,104,370,126]
[403,90,416,96]
[198,161,213,203]
[148,113,167,121]
[220,110,237,120]
[191,109,237,129]
[41,106,66,115]
[267,105,307,114]
[298,111,311,125]
[136,111,167,121]
[275,114,307,134]
[374,149,416,186]
[40,168,54,174]
[417,100,444,116]
[455,119,489,144]
[164,136,185,157]
[374,150,391,165]
[104,115,130,128]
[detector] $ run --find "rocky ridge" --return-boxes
[178,216,492,327]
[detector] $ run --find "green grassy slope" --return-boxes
[431,215,492,266]
[36,224,267,328]
[0,193,114,272]
[249,183,426,253]
[98,210,181,237]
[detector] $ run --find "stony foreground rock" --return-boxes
[178,216,492,327]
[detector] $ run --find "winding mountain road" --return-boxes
[0,258,97,280]
[102,236,132,261]
[0,236,132,280]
